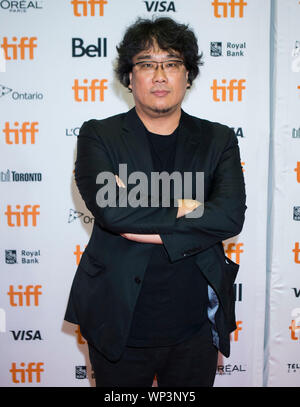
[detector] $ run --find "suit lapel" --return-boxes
[173,109,201,172]
[121,107,202,177]
[121,107,154,181]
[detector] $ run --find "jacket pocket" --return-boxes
[79,251,106,277]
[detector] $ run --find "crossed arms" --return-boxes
[75,120,246,262]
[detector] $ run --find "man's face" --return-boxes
[128,46,189,117]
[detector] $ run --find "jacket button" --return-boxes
[134,277,141,284]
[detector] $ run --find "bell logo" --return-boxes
[211,79,246,102]
[224,243,244,264]
[295,162,300,183]
[0,37,37,60]
[71,0,108,16]
[10,362,44,383]
[3,122,38,145]
[5,204,40,227]
[72,79,108,102]
[212,0,247,18]
[7,285,42,307]
[293,242,300,264]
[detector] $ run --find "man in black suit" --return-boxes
[65,17,246,387]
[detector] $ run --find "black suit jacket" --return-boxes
[64,107,246,361]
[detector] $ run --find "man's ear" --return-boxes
[186,70,190,88]
[128,72,133,90]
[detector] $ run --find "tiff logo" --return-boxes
[74,244,86,265]
[0,37,37,60]
[5,205,40,227]
[72,79,108,102]
[212,0,247,18]
[211,79,246,102]
[295,162,300,183]
[231,320,242,341]
[3,122,39,144]
[293,242,300,264]
[224,243,244,264]
[10,362,44,383]
[7,285,42,307]
[71,0,108,16]
[289,308,300,341]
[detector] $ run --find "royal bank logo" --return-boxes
[0,84,43,101]
[75,366,87,379]
[5,249,41,265]
[0,1,44,12]
[210,41,247,57]
[5,250,17,264]
[294,207,300,221]
[210,42,222,57]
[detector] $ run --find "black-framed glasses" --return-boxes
[133,59,184,73]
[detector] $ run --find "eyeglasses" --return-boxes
[133,59,184,74]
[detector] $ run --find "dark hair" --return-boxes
[115,16,203,90]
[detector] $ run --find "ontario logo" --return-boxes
[0,84,43,100]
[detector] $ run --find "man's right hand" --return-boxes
[176,199,202,218]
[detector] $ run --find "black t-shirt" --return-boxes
[126,126,209,347]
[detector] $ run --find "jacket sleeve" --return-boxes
[75,120,178,234]
[160,129,247,263]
